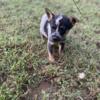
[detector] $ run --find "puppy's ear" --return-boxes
[69,16,79,25]
[45,8,54,21]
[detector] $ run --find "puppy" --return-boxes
[40,8,79,62]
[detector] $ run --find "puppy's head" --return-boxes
[45,8,79,42]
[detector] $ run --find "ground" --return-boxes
[0,0,100,100]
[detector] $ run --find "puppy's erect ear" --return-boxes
[45,8,54,21]
[69,16,79,25]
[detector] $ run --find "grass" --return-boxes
[0,0,100,99]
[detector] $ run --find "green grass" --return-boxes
[0,0,100,100]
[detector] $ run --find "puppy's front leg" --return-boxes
[59,42,65,55]
[47,42,55,62]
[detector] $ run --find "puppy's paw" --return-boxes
[48,56,55,63]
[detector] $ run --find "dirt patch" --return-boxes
[96,42,100,49]
[94,30,100,34]
[19,80,58,100]
[31,81,58,100]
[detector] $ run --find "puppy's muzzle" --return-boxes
[51,33,61,42]
[52,36,60,42]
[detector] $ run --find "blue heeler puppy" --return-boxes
[40,8,79,62]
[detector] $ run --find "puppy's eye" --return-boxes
[51,25,57,29]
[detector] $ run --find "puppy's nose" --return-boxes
[52,35,60,42]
